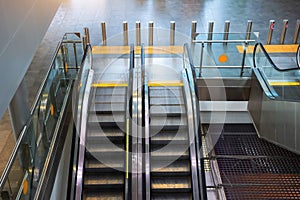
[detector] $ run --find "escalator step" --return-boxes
[151,192,192,200]
[84,191,123,200]
[151,171,190,177]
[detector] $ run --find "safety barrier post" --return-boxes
[136,21,141,46]
[170,21,175,45]
[84,27,90,44]
[246,20,252,40]
[101,21,107,45]
[293,19,300,44]
[149,21,154,46]
[223,20,230,44]
[208,21,214,45]
[191,21,197,40]
[267,20,275,44]
[123,21,128,46]
[280,19,288,44]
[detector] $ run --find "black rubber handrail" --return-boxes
[130,44,135,70]
[253,42,300,71]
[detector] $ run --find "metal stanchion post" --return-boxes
[170,21,175,45]
[280,19,288,44]
[191,21,197,40]
[84,27,90,44]
[246,20,252,40]
[199,42,204,76]
[136,21,141,46]
[82,35,87,52]
[223,20,230,44]
[101,22,107,45]
[149,21,154,46]
[267,20,275,44]
[293,19,300,44]
[123,21,128,46]
[208,21,214,45]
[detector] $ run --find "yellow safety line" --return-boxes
[269,81,300,86]
[236,44,299,54]
[148,81,184,87]
[91,83,128,87]
[126,118,129,179]
[92,46,183,55]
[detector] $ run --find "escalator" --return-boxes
[83,85,127,199]
[149,85,192,199]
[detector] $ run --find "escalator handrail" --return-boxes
[296,44,300,68]
[74,68,94,200]
[183,43,207,200]
[124,44,135,200]
[253,42,300,71]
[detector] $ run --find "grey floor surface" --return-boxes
[1,0,300,176]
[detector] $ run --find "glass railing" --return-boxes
[192,32,257,77]
[0,33,83,200]
[253,42,300,101]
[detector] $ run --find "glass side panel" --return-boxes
[254,44,300,101]
[0,33,84,199]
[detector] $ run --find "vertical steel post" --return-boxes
[73,42,78,70]
[293,19,300,44]
[101,21,107,45]
[240,42,248,76]
[136,21,141,46]
[280,19,288,44]
[223,20,230,42]
[123,21,128,46]
[267,20,275,44]
[246,20,252,40]
[82,35,87,51]
[199,42,204,76]
[208,21,214,45]
[84,27,90,44]
[170,21,175,45]
[149,21,154,46]
[191,21,197,40]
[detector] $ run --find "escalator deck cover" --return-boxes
[213,124,300,199]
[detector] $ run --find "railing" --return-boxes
[73,44,94,200]
[125,44,135,200]
[253,42,300,101]
[0,32,83,200]
[192,32,257,77]
[183,43,207,199]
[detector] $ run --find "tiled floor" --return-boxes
[1,0,300,180]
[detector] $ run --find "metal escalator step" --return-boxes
[89,121,125,129]
[150,116,187,127]
[151,130,188,142]
[150,97,183,105]
[84,191,123,200]
[151,171,190,177]
[95,87,126,96]
[94,95,126,103]
[151,159,190,173]
[151,176,191,190]
[150,88,182,97]
[150,105,186,114]
[93,104,125,112]
[89,113,124,123]
[151,192,192,200]
[84,173,124,186]
[87,128,124,138]
[85,166,124,174]
[85,158,124,171]
[150,125,187,132]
